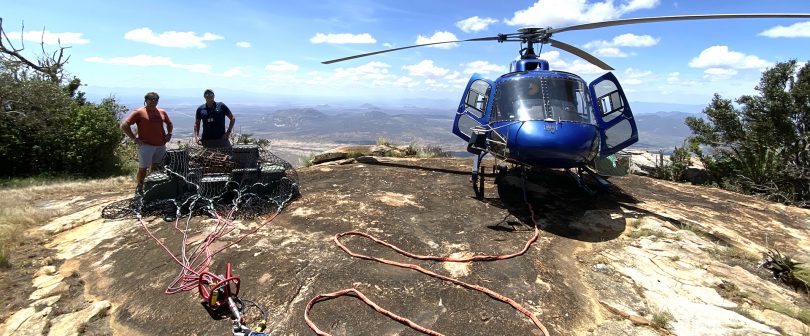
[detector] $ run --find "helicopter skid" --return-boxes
[471,156,611,200]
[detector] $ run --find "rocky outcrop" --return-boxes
[1,157,809,335]
[1,264,110,336]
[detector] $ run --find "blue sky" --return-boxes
[3,0,810,108]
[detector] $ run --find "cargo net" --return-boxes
[102,144,299,220]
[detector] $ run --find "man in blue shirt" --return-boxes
[194,89,236,148]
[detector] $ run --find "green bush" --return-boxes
[650,146,691,182]
[686,60,810,207]
[0,62,128,177]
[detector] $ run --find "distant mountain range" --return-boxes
[632,111,695,151]
[160,103,704,153]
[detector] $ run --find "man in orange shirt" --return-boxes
[120,92,174,192]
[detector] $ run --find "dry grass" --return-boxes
[767,302,810,325]
[0,176,131,267]
[651,310,675,329]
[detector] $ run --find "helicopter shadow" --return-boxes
[487,168,640,243]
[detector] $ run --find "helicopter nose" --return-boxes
[510,121,599,167]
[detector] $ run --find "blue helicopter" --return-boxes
[323,13,810,198]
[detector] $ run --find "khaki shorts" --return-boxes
[138,144,167,168]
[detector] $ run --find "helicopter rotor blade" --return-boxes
[549,13,810,34]
[548,38,614,70]
[322,36,504,64]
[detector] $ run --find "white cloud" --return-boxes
[393,76,419,88]
[124,27,223,48]
[661,72,698,86]
[415,31,459,49]
[562,60,604,75]
[84,54,212,73]
[623,68,651,78]
[444,71,469,86]
[593,47,629,58]
[505,0,659,27]
[5,30,90,45]
[621,0,659,12]
[583,33,658,58]
[383,42,395,48]
[310,33,376,44]
[537,50,604,75]
[265,60,299,72]
[759,21,810,38]
[688,45,771,70]
[456,16,498,33]
[403,60,449,77]
[538,50,563,63]
[703,67,738,80]
[463,60,507,74]
[584,34,658,49]
[611,33,659,47]
[333,61,391,80]
[236,41,251,48]
[667,72,680,83]
[620,67,651,85]
[266,73,298,81]
[221,67,252,78]
[425,79,450,89]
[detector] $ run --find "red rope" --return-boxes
[305,204,550,336]
[136,207,279,295]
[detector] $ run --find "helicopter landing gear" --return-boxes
[493,163,508,185]
[471,152,488,199]
[566,166,611,195]
[473,166,486,199]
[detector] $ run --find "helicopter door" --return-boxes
[453,74,493,142]
[588,72,638,156]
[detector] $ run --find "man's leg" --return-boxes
[136,167,148,187]
[136,144,156,193]
[148,145,167,174]
[148,163,161,174]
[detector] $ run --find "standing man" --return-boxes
[194,89,235,148]
[121,92,173,192]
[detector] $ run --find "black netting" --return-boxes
[102,145,299,220]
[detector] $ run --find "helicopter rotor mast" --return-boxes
[322,13,810,70]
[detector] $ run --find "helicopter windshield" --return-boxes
[493,76,594,124]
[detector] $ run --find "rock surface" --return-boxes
[1,157,809,336]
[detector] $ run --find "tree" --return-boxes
[0,18,128,177]
[686,60,810,207]
[0,17,70,83]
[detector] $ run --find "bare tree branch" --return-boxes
[0,17,70,83]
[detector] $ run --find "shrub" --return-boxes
[650,146,691,182]
[686,61,810,207]
[0,66,127,177]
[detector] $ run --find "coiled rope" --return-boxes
[305,204,549,336]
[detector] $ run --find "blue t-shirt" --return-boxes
[196,102,232,140]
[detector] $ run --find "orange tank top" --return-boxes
[125,107,171,146]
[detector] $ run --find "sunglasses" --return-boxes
[146,97,159,102]
[204,93,215,97]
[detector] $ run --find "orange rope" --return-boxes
[305,204,550,336]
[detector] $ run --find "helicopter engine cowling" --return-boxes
[495,120,600,168]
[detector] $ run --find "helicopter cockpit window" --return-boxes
[464,80,491,118]
[493,77,593,124]
[593,81,625,122]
